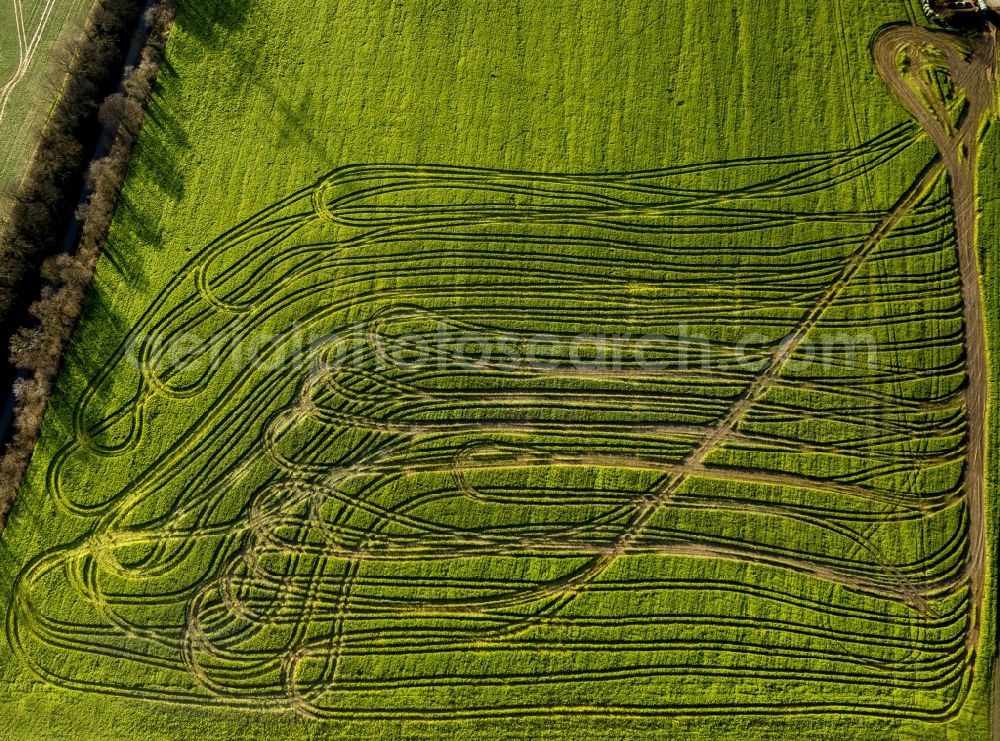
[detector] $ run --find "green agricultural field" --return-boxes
[0,0,94,195]
[0,0,998,738]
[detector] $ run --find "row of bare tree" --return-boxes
[0,0,178,522]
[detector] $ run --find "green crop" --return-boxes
[0,0,996,739]
[0,0,93,196]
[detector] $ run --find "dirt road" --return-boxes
[874,20,997,670]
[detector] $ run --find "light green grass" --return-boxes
[0,0,996,738]
[0,0,95,195]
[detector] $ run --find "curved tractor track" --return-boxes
[874,21,997,666]
[4,22,998,725]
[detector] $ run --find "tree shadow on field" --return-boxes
[100,57,191,289]
[135,90,189,204]
[103,190,163,291]
[63,280,136,385]
[267,79,337,168]
[174,0,253,49]
[0,503,35,591]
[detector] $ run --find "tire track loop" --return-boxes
[4,74,978,716]
[874,18,997,668]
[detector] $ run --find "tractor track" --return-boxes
[3,19,996,724]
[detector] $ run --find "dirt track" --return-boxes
[874,21,997,667]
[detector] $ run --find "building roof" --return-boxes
[923,0,996,24]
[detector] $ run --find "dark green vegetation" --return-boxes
[0,0,996,738]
